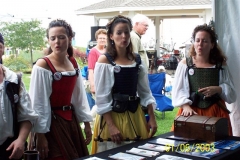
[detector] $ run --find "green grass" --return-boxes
[22,73,31,91]
[154,108,178,136]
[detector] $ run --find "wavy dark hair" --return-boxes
[189,24,226,64]
[46,19,74,57]
[106,15,134,60]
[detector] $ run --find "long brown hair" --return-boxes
[106,15,134,60]
[189,24,226,64]
[46,19,74,57]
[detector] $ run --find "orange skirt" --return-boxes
[171,101,232,136]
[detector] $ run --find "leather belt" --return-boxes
[113,93,139,101]
[52,105,73,111]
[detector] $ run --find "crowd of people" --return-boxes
[0,12,236,160]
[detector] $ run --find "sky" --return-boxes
[0,0,104,47]
[0,0,203,50]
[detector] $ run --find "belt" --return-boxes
[52,105,73,111]
[113,93,139,101]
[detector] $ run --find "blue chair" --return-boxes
[81,66,95,109]
[148,73,174,119]
[81,66,88,79]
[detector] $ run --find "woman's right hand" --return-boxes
[181,104,197,116]
[107,123,123,144]
[90,84,95,94]
[36,133,49,159]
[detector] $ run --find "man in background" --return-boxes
[131,14,150,70]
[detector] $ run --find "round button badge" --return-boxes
[114,66,121,73]
[54,72,62,80]
[188,68,194,75]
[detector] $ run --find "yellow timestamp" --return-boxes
[165,143,215,152]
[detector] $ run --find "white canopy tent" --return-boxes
[214,0,240,136]
[75,0,212,57]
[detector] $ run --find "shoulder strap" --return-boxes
[186,56,193,67]
[105,53,116,66]
[69,57,79,76]
[135,53,141,71]
[69,57,78,68]
[42,57,57,73]
[215,61,223,70]
[5,72,22,138]
[185,56,195,77]
[135,53,141,68]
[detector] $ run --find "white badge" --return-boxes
[54,72,62,80]
[114,66,121,73]
[188,68,194,76]
[14,94,19,103]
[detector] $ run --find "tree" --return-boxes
[0,19,46,66]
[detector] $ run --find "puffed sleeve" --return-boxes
[172,62,192,107]
[219,65,236,103]
[94,62,115,115]
[18,80,38,124]
[29,66,52,133]
[71,69,93,122]
[137,64,156,109]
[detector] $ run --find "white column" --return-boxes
[202,15,206,24]
[94,17,99,26]
[155,16,160,57]
[205,9,213,24]
[160,19,164,48]
[128,11,135,19]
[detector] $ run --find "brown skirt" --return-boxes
[44,112,89,160]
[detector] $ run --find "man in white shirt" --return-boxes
[131,14,150,70]
[0,33,38,160]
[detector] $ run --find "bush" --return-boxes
[3,55,31,72]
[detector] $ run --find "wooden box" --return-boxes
[174,115,228,142]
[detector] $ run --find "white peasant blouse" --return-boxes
[172,61,236,107]
[29,65,93,133]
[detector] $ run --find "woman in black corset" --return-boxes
[91,15,157,154]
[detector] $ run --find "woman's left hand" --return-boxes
[146,105,158,138]
[84,122,92,145]
[198,86,222,97]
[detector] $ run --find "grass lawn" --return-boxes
[22,73,31,91]
[22,73,178,153]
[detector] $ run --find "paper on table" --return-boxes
[126,147,160,157]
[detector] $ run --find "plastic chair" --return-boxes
[148,72,174,119]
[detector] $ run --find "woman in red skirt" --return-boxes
[29,19,93,160]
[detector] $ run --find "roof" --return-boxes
[77,0,211,12]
